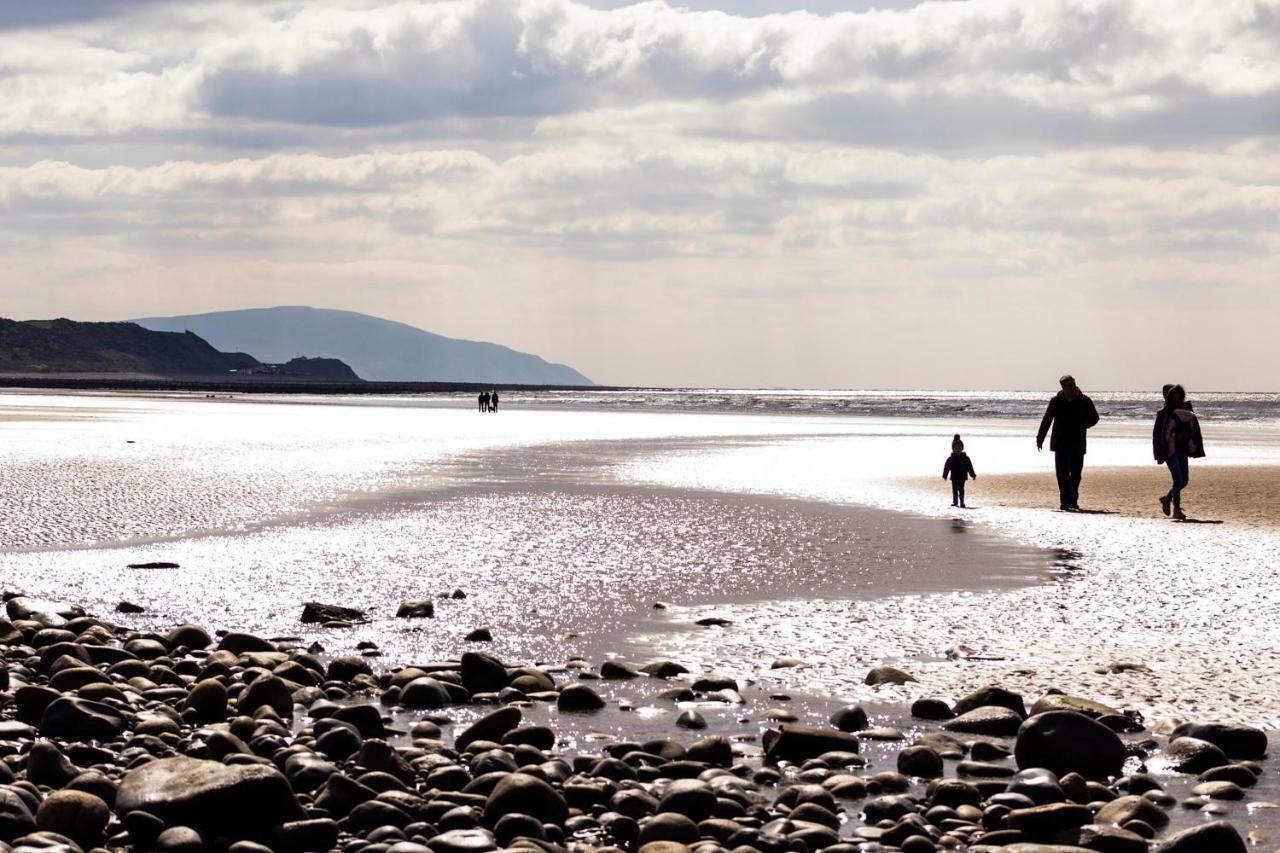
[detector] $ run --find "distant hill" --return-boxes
[133,306,594,385]
[0,317,360,381]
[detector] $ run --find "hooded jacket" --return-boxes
[1153,405,1205,463]
[943,452,976,482]
[1037,391,1100,454]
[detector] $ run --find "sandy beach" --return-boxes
[4,391,1280,851]
[965,465,1280,530]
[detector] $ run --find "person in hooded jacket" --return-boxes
[1153,383,1205,520]
[1036,374,1100,511]
[942,434,977,508]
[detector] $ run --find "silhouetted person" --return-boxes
[480,391,490,413]
[1153,383,1205,520]
[490,390,499,413]
[1036,374,1099,511]
[942,434,977,508]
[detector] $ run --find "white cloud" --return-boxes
[0,0,1277,386]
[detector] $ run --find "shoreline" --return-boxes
[1,592,1276,852]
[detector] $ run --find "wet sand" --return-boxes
[965,464,1280,529]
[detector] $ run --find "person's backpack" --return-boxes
[1170,412,1195,453]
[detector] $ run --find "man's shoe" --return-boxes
[1159,494,1172,516]
[1173,507,1187,520]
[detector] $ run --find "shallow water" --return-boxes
[1,390,1278,731]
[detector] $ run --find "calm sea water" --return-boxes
[451,388,1280,422]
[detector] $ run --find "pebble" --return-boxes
[0,598,1270,853]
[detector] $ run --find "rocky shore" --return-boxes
[0,594,1272,853]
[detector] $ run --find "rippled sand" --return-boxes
[973,464,1280,529]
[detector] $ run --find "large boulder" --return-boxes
[456,707,521,751]
[1165,737,1231,773]
[300,602,366,624]
[482,773,568,827]
[954,686,1027,717]
[763,725,860,763]
[238,676,293,717]
[183,679,228,723]
[0,788,37,842]
[116,757,303,836]
[35,790,110,849]
[1014,711,1126,779]
[943,706,1024,736]
[1168,723,1267,760]
[1093,794,1169,828]
[557,684,605,711]
[864,666,916,686]
[1152,821,1247,852]
[461,652,508,694]
[5,597,84,626]
[1029,693,1120,719]
[39,697,130,741]
[395,600,435,619]
[400,677,452,710]
[216,633,274,654]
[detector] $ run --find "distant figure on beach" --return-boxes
[479,391,490,413]
[1036,374,1100,511]
[942,434,977,508]
[490,390,499,413]
[1154,384,1205,521]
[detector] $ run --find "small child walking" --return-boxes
[943,434,977,508]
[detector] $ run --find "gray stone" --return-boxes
[763,725,860,763]
[460,652,508,694]
[943,706,1024,737]
[636,813,700,846]
[216,632,274,654]
[25,742,80,788]
[897,746,944,779]
[401,677,452,710]
[183,679,228,723]
[1077,823,1149,853]
[1029,693,1120,719]
[481,773,568,827]
[1151,821,1247,853]
[557,684,605,711]
[864,666,916,686]
[39,697,130,741]
[238,676,293,717]
[116,756,303,836]
[1165,737,1230,774]
[830,705,869,732]
[35,790,110,849]
[1015,712,1126,780]
[1094,794,1169,828]
[954,686,1027,717]
[426,828,497,853]
[675,710,706,730]
[456,707,521,751]
[396,600,435,619]
[1169,723,1267,760]
[0,788,37,842]
[300,602,366,624]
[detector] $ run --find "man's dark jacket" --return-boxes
[1037,391,1100,454]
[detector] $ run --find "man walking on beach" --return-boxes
[1036,374,1100,511]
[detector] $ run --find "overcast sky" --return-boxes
[1,0,1277,389]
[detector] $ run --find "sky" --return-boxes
[0,0,1278,390]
